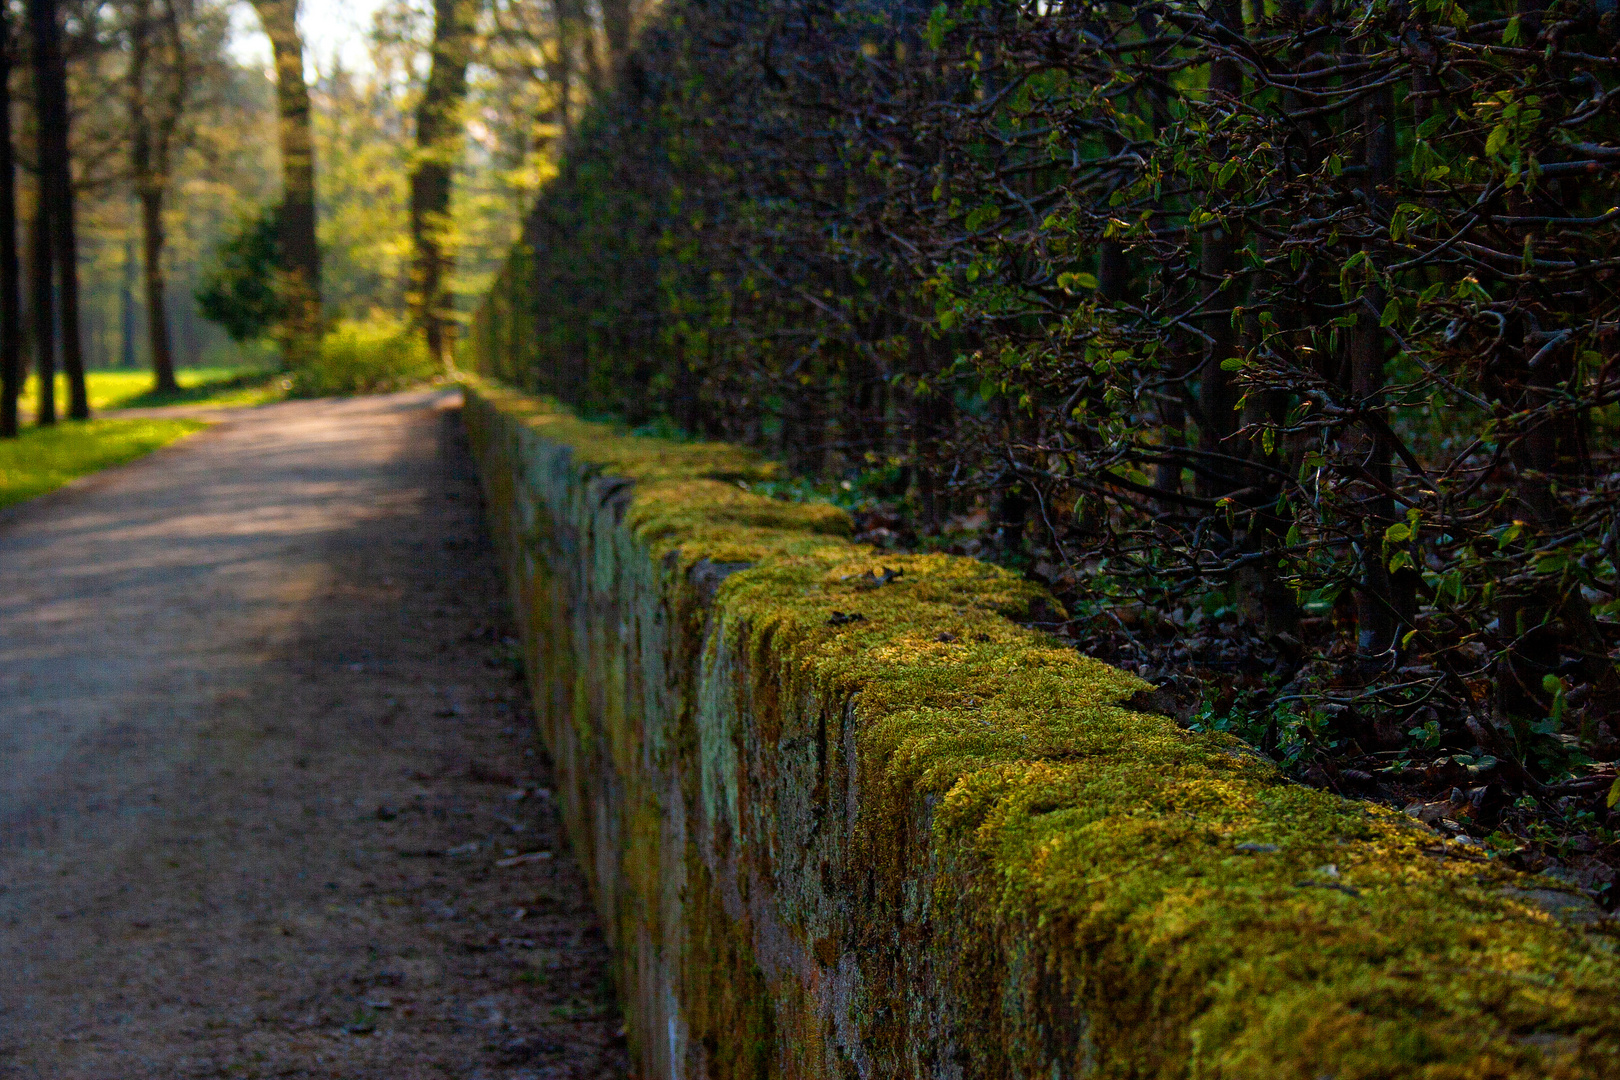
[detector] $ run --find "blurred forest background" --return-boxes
[0,0,591,396]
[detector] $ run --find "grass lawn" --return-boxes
[0,418,207,509]
[16,366,283,415]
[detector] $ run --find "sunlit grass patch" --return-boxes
[16,366,283,415]
[0,418,206,509]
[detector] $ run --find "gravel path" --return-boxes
[0,391,627,1080]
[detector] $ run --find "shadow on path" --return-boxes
[0,391,627,1079]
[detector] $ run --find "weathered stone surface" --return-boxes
[465,379,1620,1079]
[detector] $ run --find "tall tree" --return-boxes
[599,0,632,72]
[1193,0,1244,504]
[249,0,320,363]
[27,199,50,424]
[1348,75,1401,660]
[27,0,87,420]
[0,1,20,439]
[127,0,190,393]
[540,0,598,107]
[120,231,136,367]
[409,0,478,367]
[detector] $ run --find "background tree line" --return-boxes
[472,0,1620,886]
[0,0,613,427]
[202,0,646,377]
[0,0,273,433]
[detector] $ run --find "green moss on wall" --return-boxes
[464,376,1620,1080]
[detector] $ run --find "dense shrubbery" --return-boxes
[195,205,287,344]
[288,316,435,397]
[473,0,1620,884]
[198,204,435,397]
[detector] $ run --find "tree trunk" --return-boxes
[1349,78,1403,661]
[140,189,175,391]
[1194,1,1243,499]
[27,198,52,425]
[129,0,178,393]
[250,0,320,365]
[557,0,601,101]
[409,0,477,368]
[600,0,633,72]
[0,2,20,439]
[550,19,572,144]
[121,232,137,368]
[27,0,86,420]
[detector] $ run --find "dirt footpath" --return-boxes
[0,391,628,1080]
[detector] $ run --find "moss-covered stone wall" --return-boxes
[463,378,1620,1079]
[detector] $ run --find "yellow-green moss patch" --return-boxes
[466,376,1620,1079]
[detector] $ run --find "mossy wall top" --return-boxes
[463,376,1620,1079]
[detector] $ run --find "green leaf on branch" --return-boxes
[926,4,955,50]
[1543,674,1568,727]
[964,203,1001,231]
